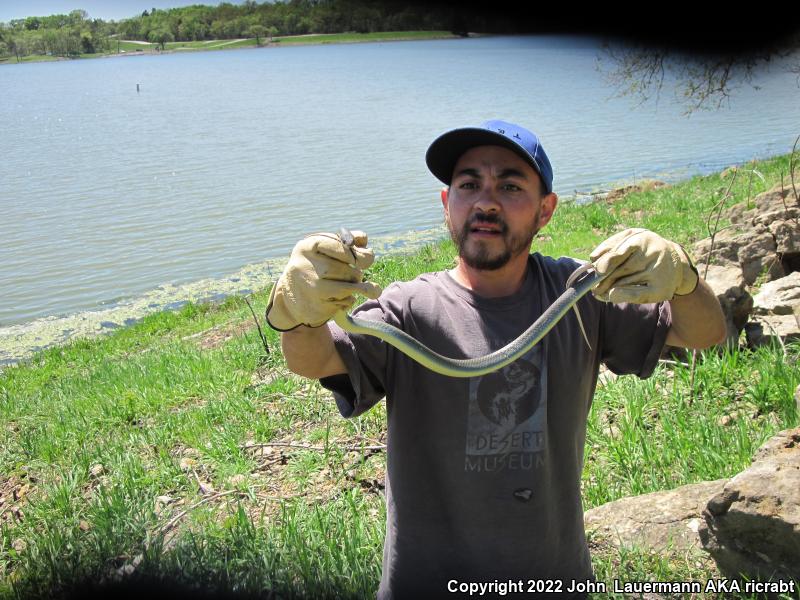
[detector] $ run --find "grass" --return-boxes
[0,31,460,65]
[1,151,799,598]
[0,54,63,64]
[273,30,456,45]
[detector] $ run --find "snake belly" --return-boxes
[332,266,603,378]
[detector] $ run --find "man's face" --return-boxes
[442,145,556,271]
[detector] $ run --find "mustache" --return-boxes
[465,213,508,233]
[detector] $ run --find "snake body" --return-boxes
[333,261,604,378]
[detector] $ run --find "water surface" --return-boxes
[2,35,799,363]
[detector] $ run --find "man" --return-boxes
[266,120,726,598]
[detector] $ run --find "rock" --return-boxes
[693,228,780,286]
[745,315,800,348]
[603,180,666,203]
[703,263,746,292]
[753,272,800,315]
[584,479,727,556]
[795,385,800,418]
[699,427,800,583]
[725,185,799,228]
[597,364,618,387]
[753,186,800,225]
[770,219,800,256]
[693,228,742,270]
[693,185,799,286]
[227,474,247,487]
[738,227,782,285]
[702,264,753,345]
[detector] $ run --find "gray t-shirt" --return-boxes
[321,253,671,599]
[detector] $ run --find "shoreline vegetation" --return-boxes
[1,149,798,598]
[0,0,518,66]
[0,30,465,64]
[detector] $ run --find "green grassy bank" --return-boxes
[1,152,799,598]
[0,31,459,64]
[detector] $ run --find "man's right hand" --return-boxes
[265,230,382,331]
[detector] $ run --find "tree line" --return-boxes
[1,9,112,59]
[0,0,524,60]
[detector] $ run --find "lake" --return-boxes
[2,34,799,364]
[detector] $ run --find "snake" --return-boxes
[332,228,607,378]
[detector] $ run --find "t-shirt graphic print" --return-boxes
[465,345,546,474]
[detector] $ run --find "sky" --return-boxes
[0,0,249,23]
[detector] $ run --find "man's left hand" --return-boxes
[590,228,699,304]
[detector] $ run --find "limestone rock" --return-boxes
[725,185,799,228]
[693,228,743,270]
[603,180,666,203]
[702,264,753,345]
[795,385,800,419]
[699,427,800,582]
[703,263,746,292]
[753,272,800,315]
[745,315,800,348]
[693,185,799,286]
[771,218,800,256]
[753,186,800,225]
[584,479,727,555]
[738,228,782,285]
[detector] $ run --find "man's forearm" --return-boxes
[281,325,347,379]
[666,278,727,349]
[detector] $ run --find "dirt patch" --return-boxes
[604,180,667,204]
[182,319,256,350]
[0,469,37,525]
[248,363,303,389]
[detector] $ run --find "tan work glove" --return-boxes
[265,230,382,331]
[590,228,699,304]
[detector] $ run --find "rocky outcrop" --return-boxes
[584,429,800,590]
[701,264,753,346]
[698,427,800,583]
[583,181,800,589]
[745,314,800,347]
[691,184,800,348]
[584,479,727,556]
[753,272,800,315]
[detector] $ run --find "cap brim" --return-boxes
[425,127,542,186]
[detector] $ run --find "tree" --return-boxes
[80,30,102,53]
[178,15,205,41]
[118,18,143,40]
[69,9,88,25]
[148,28,173,50]
[247,24,267,45]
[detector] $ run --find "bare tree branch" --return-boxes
[597,31,800,115]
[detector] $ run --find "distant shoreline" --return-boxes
[0,30,472,65]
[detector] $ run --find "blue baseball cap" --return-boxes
[425,119,554,194]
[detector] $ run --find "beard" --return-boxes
[448,211,540,271]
